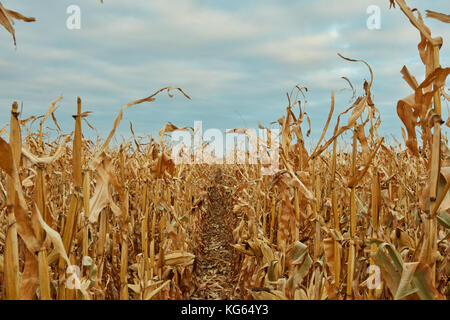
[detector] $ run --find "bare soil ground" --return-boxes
[191,168,238,300]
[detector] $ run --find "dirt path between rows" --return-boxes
[191,168,237,300]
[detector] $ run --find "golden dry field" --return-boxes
[0,0,449,300]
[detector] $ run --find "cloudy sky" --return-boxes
[0,0,449,147]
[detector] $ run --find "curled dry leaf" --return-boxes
[33,204,71,266]
[21,135,71,166]
[88,153,123,223]
[40,96,63,134]
[159,122,192,138]
[102,87,190,151]
[0,2,35,46]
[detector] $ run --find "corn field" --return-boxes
[0,0,449,300]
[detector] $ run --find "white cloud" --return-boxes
[150,0,262,40]
[245,32,340,64]
[86,0,265,46]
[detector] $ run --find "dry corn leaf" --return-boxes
[397,94,419,154]
[40,96,63,133]
[18,248,39,300]
[401,66,419,90]
[102,87,190,150]
[413,263,445,300]
[394,262,419,300]
[144,280,171,300]
[0,137,41,253]
[425,10,450,23]
[0,2,35,46]
[22,135,71,166]
[33,204,71,266]
[159,122,191,137]
[250,289,288,300]
[88,153,123,222]
[155,251,195,267]
[394,0,434,44]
